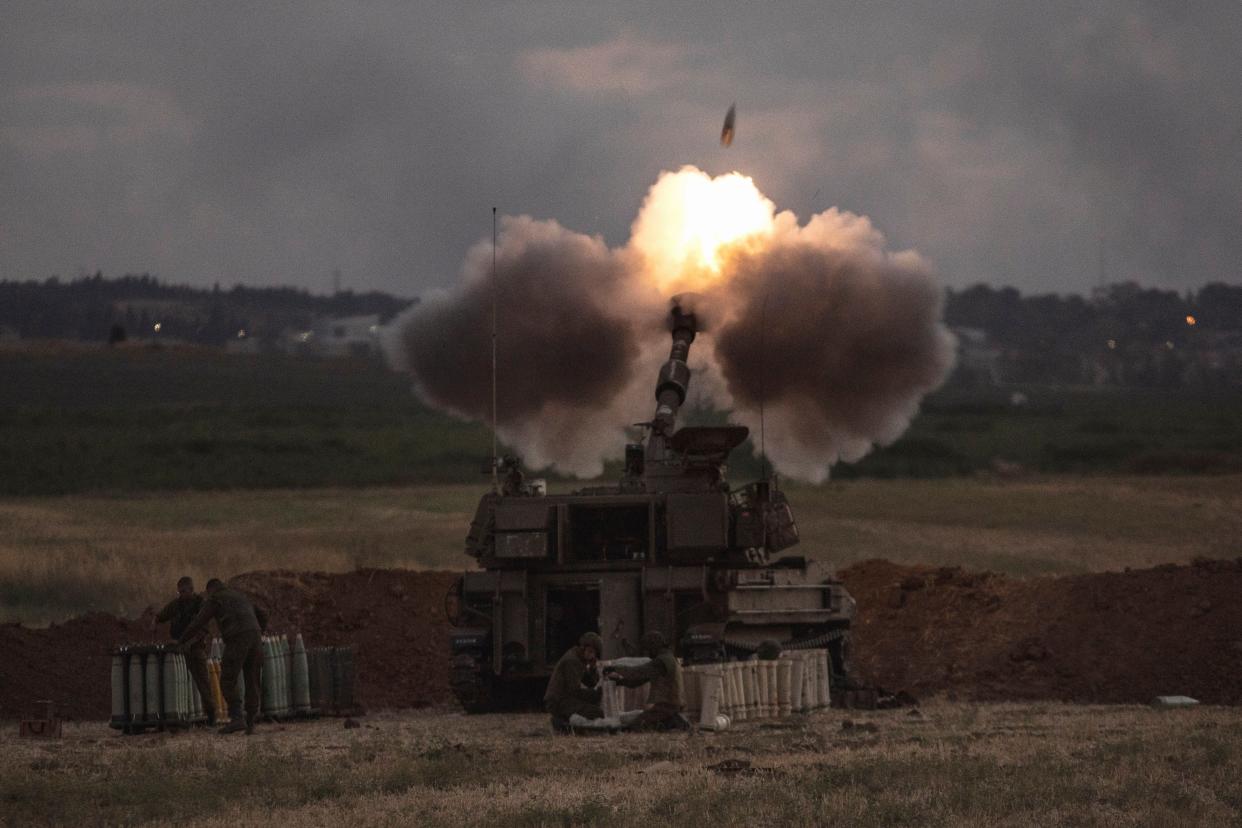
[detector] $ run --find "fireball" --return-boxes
[629,166,775,294]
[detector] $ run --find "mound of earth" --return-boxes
[4,559,1242,721]
[843,558,1242,705]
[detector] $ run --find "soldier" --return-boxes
[152,576,217,725]
[178,578,268,735]
[544,631,605,732]
[604,631,688,731]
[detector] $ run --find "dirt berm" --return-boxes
[3,560,1241,721]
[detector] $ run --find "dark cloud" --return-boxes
[1,3,1239,294]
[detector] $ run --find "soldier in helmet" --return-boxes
[178,578,268,735]
[605,631,687,730]
[544,631,605,732]
[153,576,217,725]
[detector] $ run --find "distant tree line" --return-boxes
[945,281,1242,386]
[2,273,1239,385]
[0,273,415,346]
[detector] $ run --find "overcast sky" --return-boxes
[2,2,1238,297]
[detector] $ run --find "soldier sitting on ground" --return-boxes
[604,631,689,731]
[544,631,605,733]
[178,578,268,735]
[152,576,217,725]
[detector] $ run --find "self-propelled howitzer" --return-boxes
[445,300,856,712]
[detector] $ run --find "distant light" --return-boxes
[298,331,312,342]
[237,329,246,339]
[1106,339,1117,350]
[1185,315,1197,326]
[153,322,162,333]
[1165,340,1174,350]
[368,324,379,334]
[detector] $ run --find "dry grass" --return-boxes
[791,474,1242,576]
[3,703,1241,826]
[4,475,1242,625]
[0,486,478,625]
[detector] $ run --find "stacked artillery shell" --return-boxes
[142,649,161,724]
[109,645,202,733]
[292,634,311,714]
[805,651,820,711]
[160,651,182,725]
[745,660,765,720]
[261,635,278,717]
[765,661,778,716]
[303,645,356,716]
[281,636,290,715]
[787,655,805,714]
[274,635,286,717]
[110,652,127,729]
[190,661,203,721]
[674,649,832,732]
[744,662,759,719]
[307,647,329,712]
[776,659,793,717]
[724,662,740,719]
[814,650,824,710]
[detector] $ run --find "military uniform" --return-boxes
[179,587,268,730]
[156,593,216,722]
[610,634,686,730]
[544,633,604,725]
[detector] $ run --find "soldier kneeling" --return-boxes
[605,631,690,731]
[544,632,605,733]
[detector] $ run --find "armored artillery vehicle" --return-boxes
[446,301,856,712]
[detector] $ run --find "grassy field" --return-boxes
[0,346,490,495]
[4,703,1241,826]
[4,475,1241,626]
[3,345,1242,495]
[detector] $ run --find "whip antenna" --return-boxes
[491,206,499,493]
[759,286,769,480]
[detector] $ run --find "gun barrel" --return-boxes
[652,305,697,434]
[643,304,698,470]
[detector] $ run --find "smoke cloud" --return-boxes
[390,167,956,480]
[390,216,660,476]
[710,210,957,481]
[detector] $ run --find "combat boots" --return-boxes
[244,713,255,735]
[218,704,246,734]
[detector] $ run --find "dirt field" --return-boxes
[4,703,1241,826]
